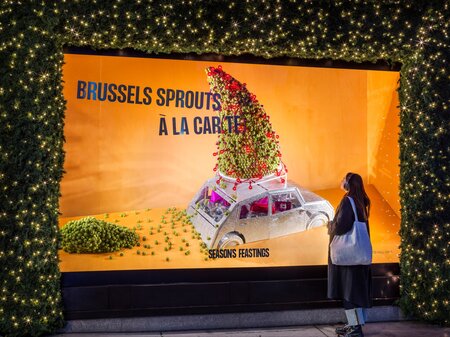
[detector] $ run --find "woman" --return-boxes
[328,172,372,337]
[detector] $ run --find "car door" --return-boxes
[268,190,309,239]
[236,193,271,243]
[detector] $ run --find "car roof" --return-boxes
[207,175,303,203]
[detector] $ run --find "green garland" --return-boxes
[0,1,448,335]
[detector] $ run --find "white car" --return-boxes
[187,175,334,249]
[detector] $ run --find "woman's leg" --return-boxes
[336,301,357,335]
[343,300,355,310]
[355,308,366,325]
[344,301,366,325]
[341,301,364,336]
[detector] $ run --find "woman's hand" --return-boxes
[327,220,333,235]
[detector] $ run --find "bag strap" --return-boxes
[346,196,359,222]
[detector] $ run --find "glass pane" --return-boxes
[196,187,231,222]
[240,196,272,219]
[271,192,301,214]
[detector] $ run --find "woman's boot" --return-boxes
[335,324,350,335]
[344,324,364,337]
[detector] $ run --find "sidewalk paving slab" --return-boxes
[48,321,450,337]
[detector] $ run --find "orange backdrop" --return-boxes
[61,54,399,217]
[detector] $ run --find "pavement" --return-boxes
[49,321,450,337]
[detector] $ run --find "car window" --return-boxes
[271,191,302,214]
[196,187,231,222]
[240,196,273,219]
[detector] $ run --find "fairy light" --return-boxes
[0,0,448,334]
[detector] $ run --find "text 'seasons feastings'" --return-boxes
[208,248,270,259]
[76,80,247,136]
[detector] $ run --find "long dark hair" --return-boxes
[344,172,371,218]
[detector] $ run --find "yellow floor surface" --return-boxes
[58,185,400,272]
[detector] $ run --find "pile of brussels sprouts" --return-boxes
[60,217,139,253]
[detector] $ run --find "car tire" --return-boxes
[306,213,328,230]
[218,232,245,248]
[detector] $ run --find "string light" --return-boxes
[0,0,448,335]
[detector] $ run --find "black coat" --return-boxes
[327,196,372,308]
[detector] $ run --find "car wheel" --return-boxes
[218,232,245,248]
[306,213,328,230]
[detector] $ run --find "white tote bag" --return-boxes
[330,196,372,266]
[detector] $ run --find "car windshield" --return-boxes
[196,186,231,223]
